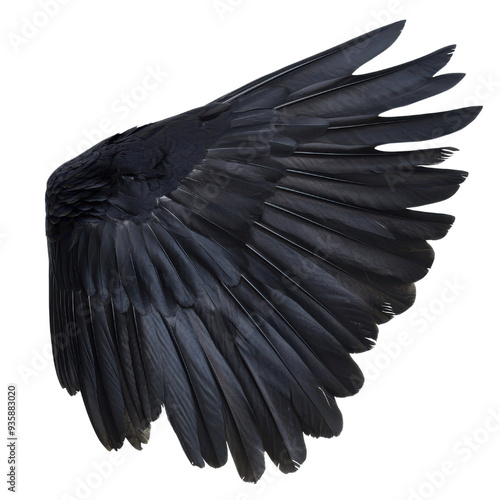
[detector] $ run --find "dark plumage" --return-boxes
[46,21,481,482]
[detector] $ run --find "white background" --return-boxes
[2,1,499,499]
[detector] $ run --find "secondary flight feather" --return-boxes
[46,20,481,481]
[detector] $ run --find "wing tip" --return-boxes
[376,19,406,34]
[450,105,483,132]
[348,19,406,51]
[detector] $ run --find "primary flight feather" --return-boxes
[46,20,481,481]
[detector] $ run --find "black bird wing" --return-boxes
[47,21,481,482]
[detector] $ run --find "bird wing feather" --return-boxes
[47,20,480,481]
